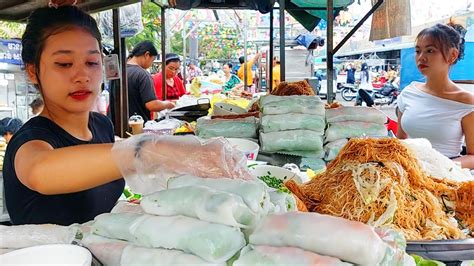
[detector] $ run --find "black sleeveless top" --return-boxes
[3,112,124,225]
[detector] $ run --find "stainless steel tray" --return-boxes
[406,239,474,261]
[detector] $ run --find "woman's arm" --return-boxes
[396,109,408,139]
[15,141,122,195]
[453,112,474,169]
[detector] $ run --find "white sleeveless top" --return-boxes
[398,82,474,158]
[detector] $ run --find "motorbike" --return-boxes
[340,83,359,101]
[355,82,399,107]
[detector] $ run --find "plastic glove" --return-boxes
[111,134,255,194]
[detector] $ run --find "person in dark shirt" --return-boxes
[346,63,356,84]
[3,4,249,226]
[127,41,174,122]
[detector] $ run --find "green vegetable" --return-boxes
[123,187,142,200]
[411,254,445,266]
[258,171,290,193]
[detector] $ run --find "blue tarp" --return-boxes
[400,42,474,89]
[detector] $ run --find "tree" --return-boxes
[125,0,162,51]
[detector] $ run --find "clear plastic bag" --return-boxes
[111,134,254,194]
[196,117,258,139]
[96,3,144,39]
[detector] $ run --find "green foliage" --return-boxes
[0,21,25,39]
[125,0,162,51]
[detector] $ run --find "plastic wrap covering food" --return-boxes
[325,121,388,143]
[167,175,272,214]
[92,213,246,263]
[324,139,349,161]
[110,201,144,214]
[300,157,326,171]
[141,185,258,228]
[260,130,324,152]
[249,212,387,265]
[111,134,254,194]
[234,245,350,266]
[196,117,258,139]
[260,114,325,134]
[0,224,77,249]
[96,3,143,39]
[81,234,223,266]
[326,106,387,124]
[259,95,325,116]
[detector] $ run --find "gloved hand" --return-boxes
[111,134,255,194]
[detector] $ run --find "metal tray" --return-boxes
[406,239,474,261]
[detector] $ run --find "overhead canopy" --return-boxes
[156,0,354,32]
[0,0,140,22]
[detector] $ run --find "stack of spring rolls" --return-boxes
[324,106,388,162]
[81,175,279,265]
[259,95,327,169]
[235,212,415,266]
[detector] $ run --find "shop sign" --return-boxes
[0,39,23,65]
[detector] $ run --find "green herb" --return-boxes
[258,172,290,193]
[411,254,445,266]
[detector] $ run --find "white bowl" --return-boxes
[226,138,260,161]
[250,165,303,184]
[0,244,92,265]
[213,102,247,116]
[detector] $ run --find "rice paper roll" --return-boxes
[249,212,387,265]
[234,245,351,266]
[196,117,258,139]
[325,121,388,143]
[81,234,127,266]
[324,139,349,161]
[261,114,326,134]
[92,213,245,263]
[167,175,271,214]
[268,190,296,213]
[121,246,224,266]
[260,130,324,152]
[0,224,77,249]
[326,106,387,124]
[141,185,257,228]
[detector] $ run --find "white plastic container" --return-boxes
[226,138,260,161]
[250,165,303,184]
[0,244,92,265]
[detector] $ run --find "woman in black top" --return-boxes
[3,4,249,226]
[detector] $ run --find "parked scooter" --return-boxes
[340,83,359,101]
[355,82,399,107]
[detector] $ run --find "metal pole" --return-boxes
[326,0,334,103]
[112,8,127,138]
[243,15,248,89]
[161,7,167,100]
[279,0,285,81]
[269,9,274,92]
[182,18,187,88]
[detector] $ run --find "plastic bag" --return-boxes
[326,106,387,124]
[111,134,254,194]
[260,130,324,153]
[196,117,258,139]
[324,139,349,161]
[0,224,77,249]
[261,113,326,134]
[325,121,388,143]
[143,119,183,135]
[96,3,144,39]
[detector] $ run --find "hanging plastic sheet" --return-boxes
[96,3,144,39]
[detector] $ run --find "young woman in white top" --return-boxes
[397,22,474,169]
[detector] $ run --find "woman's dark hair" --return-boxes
[0,118,23,136]
[128,41,158,59]
[21,6,102,85]
[165,53,180,65]
[225,62,233,68]
[416,22,466,64]
[361,62,369,82]
[238,56,245,64]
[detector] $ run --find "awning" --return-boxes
[155,0,354,32]
[0,0,140,22]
